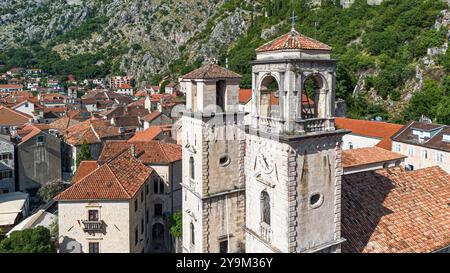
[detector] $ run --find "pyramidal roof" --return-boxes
[256,28,332,52]
[182,63,241,80]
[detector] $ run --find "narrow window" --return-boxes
[154,179,158,193]
[135,227,138,245]
[189,156,195,180]
[141,218,144,234]
[88,242,99,253]
[260,191,271,225]
[159,180,164,194]
[219,240,228,253]
[154,204,162,216]
[349,142,354,150]
[190,223,195,245]
[141,190,144,203]
[134,199,138,212]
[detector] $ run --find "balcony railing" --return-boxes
[260,223,272,243]
[253,115,335,135]
[82,220,103,232]
[296,118,335,133]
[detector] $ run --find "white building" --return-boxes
[55,148,157,253]
[335,117,403,151]
[392,121,450,173]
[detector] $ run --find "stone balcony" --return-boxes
[251,115,336,136]
[260,222,272,243]
[82,220,103,232]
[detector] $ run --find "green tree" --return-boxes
[0,226,56,253]
[76,141,92,168]
[169,211,182,238]
[37,179,65,203]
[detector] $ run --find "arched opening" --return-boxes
[260,191,271,225]
[152,223,164,241]
[259,75,280,118]
[301,74,327,119]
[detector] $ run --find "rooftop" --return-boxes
[342,166,450,253]
[182,64,241,80]
[392,121,450,152]
[342,147,406,169]
[256,29,332,52]
[55,148,153,201]
[0,105,32,126]
[336,117,403,150]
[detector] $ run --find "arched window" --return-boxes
[190,223,195,245]
[189,156,195,180]
[260,191,271,225]
[259,75,280,118]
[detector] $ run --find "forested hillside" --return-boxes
[0,0,448,124]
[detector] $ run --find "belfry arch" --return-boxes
[299,72,330,120]
[257,74,281,119]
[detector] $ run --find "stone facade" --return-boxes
[58,175,156,253]
[17,131,62,196]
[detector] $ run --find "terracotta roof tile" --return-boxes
[99,140,181,164]
[0,106,32,126]
[239,89,252,104]
[143,111,162,122]
[182,64,241,79]
[342,147,407,168]
[72,161,98,184]
[342,166,450,253]
[55,148,152,201]
[129,126,164,142]
[336,118,403,150]
[256,29,332,52]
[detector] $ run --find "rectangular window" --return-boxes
[88,210,99,221]
[145,184,149,195]
[219,240,228,253]
[36,135,44,145]
[145,210,149,224]
[408,147,414,157]
[141,190,144,203]
[153,179,158,194]
[436,152,444,163]
[89,242,99,253]
[159,180,164,194]
[422,149,428,160]
[141,218,144,234]
[394,143,401,152]
[134,199,138,212]
[154,204,162,217]
[135,227,138,245]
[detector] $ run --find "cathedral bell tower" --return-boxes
[180,64,246,253]
[244,28,348,253]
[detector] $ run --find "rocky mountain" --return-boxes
[1,0,449,123]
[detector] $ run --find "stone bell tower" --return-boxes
[180,64,246,253]
[244,28,348,253]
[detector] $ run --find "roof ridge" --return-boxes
[105,163,131,199]
[158,141,170,162]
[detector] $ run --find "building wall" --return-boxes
[58,200,131,253]
[0,138,15,194]
[245,133,343,253]
[13,102,35,118]
[392,141,449,174]
[17,133,62,195]
[181,114,245,253]
[341,134,380,150]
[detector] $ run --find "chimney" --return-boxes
[131,145,136,157]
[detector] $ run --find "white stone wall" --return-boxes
[58,200,131,253]
[341,134,381,150]
[392,141,449,174]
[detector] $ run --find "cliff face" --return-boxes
[0,0,254,79]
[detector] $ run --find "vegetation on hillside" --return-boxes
[0,0,448,124]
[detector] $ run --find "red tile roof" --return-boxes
[143,111,163,122]
[239,89,252,104]
[129,126,165,142]
[64,119,123,145]
[335,118,403,150]
[342,147,406,168]
[118,84,133,89]
[342,166,450,253]
[72,161,98,184]
[256,29,332,52]
[55,148,153,201]
[182,64,241,79]
[0,106,32,126]
[0,84,23,89]
[14,124,42,143]
[99,140,182,164]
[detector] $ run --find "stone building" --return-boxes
[55,148,156,253]
[181,27,348,253]
[180,64,246,253]
[0,135,15,194]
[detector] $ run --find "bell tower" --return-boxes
[244,29,348,253]
[180,64,246,253]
